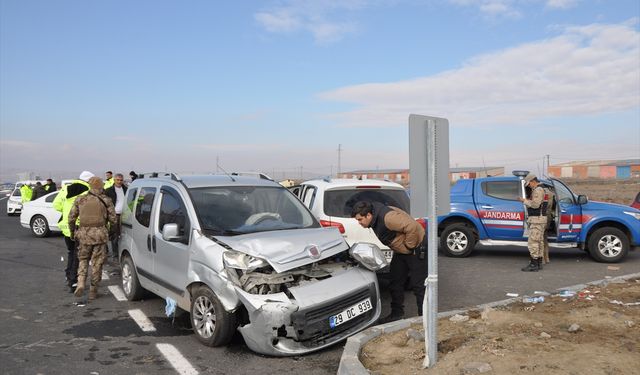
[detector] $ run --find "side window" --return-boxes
[12,189,21,197]
[482,181,520,201]
[126,188,138,212]
[302,186,317,208]
[158,191,190,239]
[45,193,58,203]
[553,181,575,205]
[135,188,156,228]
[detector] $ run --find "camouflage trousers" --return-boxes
[77,243,107,288]
[527,220,547,258]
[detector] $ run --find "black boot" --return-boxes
[521,258,539,272]
[379,310,404,324]
[537,258,543,270]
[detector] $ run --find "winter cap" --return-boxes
[524,173,537,185]
[79,171,95,182]
[88,176,103,190]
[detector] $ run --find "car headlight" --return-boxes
[223,251,269,271]
[349,242,389,272]
[623,211,640,220]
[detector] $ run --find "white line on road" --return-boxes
[128,309,156,332]
[101,270,109,280]
[108,285,127,301]
[156,343,199,375]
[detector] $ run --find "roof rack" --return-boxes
[229,172,273,181]
[139,172,182,182]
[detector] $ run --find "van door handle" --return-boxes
[147,235,151,252]
[152,236,157,253]
[481,205,494,209]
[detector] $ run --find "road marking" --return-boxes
[102,270,109,280]
[156,343,199,375]
[128,309,156,332]
[108,285,127,301]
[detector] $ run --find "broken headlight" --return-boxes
[349,242,389,271]
[223,251,269,271]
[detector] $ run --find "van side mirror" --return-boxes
[162,223,181,242]
[577,195,588,205]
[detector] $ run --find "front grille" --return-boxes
[290,284,377,348]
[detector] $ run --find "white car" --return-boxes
[20,191,62,237]
[6,188,23,215]
[291,178,416,262]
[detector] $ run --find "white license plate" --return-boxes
[329,298,373,328]
[382,250,394,262]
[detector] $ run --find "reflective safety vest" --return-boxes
[104,178,114,189]
[20,185,33,203]
[53,180,90,237]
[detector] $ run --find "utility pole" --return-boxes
[546,154,550,176]
[337,144,342,177]
[216,155,220,173]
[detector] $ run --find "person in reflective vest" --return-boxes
[20,184,33,203]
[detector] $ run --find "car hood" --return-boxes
[214,227,349,273]
[584,200,640,213]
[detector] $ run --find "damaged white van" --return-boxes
[119,173,385,356]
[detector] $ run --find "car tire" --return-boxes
[121,255,145,300]
[30,215,50,237]
[588,227,629,263]
[190,286,236,347]
[440,224,476,257]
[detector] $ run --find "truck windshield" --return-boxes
[324,188,410,218]
[189,186,318,235]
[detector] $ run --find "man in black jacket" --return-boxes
[104,173,128,259]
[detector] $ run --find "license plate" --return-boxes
[329,298,373,328]
[382,250,393,262]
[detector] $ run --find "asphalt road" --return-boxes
[1,207,639,375]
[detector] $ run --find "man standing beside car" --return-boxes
[44,178,57,192]
[69,177,117,300]
[351,201,426,323]
[518,173,549,272]
[105,173,127,260]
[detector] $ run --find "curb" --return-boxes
[337,272,640,375]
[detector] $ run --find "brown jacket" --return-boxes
[371,204,425,254]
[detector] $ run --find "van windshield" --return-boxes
[189,186,318,235]
[324,188,410,218]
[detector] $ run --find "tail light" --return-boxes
[416,218,427,229]
[319,220,345,234]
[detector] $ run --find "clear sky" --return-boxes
[1,0,639,182]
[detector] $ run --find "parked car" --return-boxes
[632,192,640,210]
[118,173,385,356]
[6,187,22,215]
[20,191,61,237]
[290,178,418,263]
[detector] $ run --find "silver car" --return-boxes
[119,173,385,356]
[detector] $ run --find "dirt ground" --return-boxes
[361,278,640,374]
[560,179,638,206]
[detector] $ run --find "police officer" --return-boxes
[69,176,117,300]
[518,173,549,272]
[20,183,33,203]
[104,171,114,189]
[351,201,426,323]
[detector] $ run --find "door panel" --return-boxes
[131,187,158,277]
[551,179,582,242]
[475,180,525,240]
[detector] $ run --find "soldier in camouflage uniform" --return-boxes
[518,173,549,272]
[69,177,117,300]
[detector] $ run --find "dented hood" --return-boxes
[214,227,348,273]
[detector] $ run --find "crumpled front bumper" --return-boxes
[234,266,380,356]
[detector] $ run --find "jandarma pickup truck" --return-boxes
[437,171,640,263]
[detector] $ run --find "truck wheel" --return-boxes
[588,227,629,263]
[190,286,237,347]
[440,224,476,257]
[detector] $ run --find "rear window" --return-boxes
[324,188,409,218]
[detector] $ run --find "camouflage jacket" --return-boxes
[68,190,117,245]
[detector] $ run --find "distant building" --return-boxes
[548,159,640,179]
[338,166,505,184]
